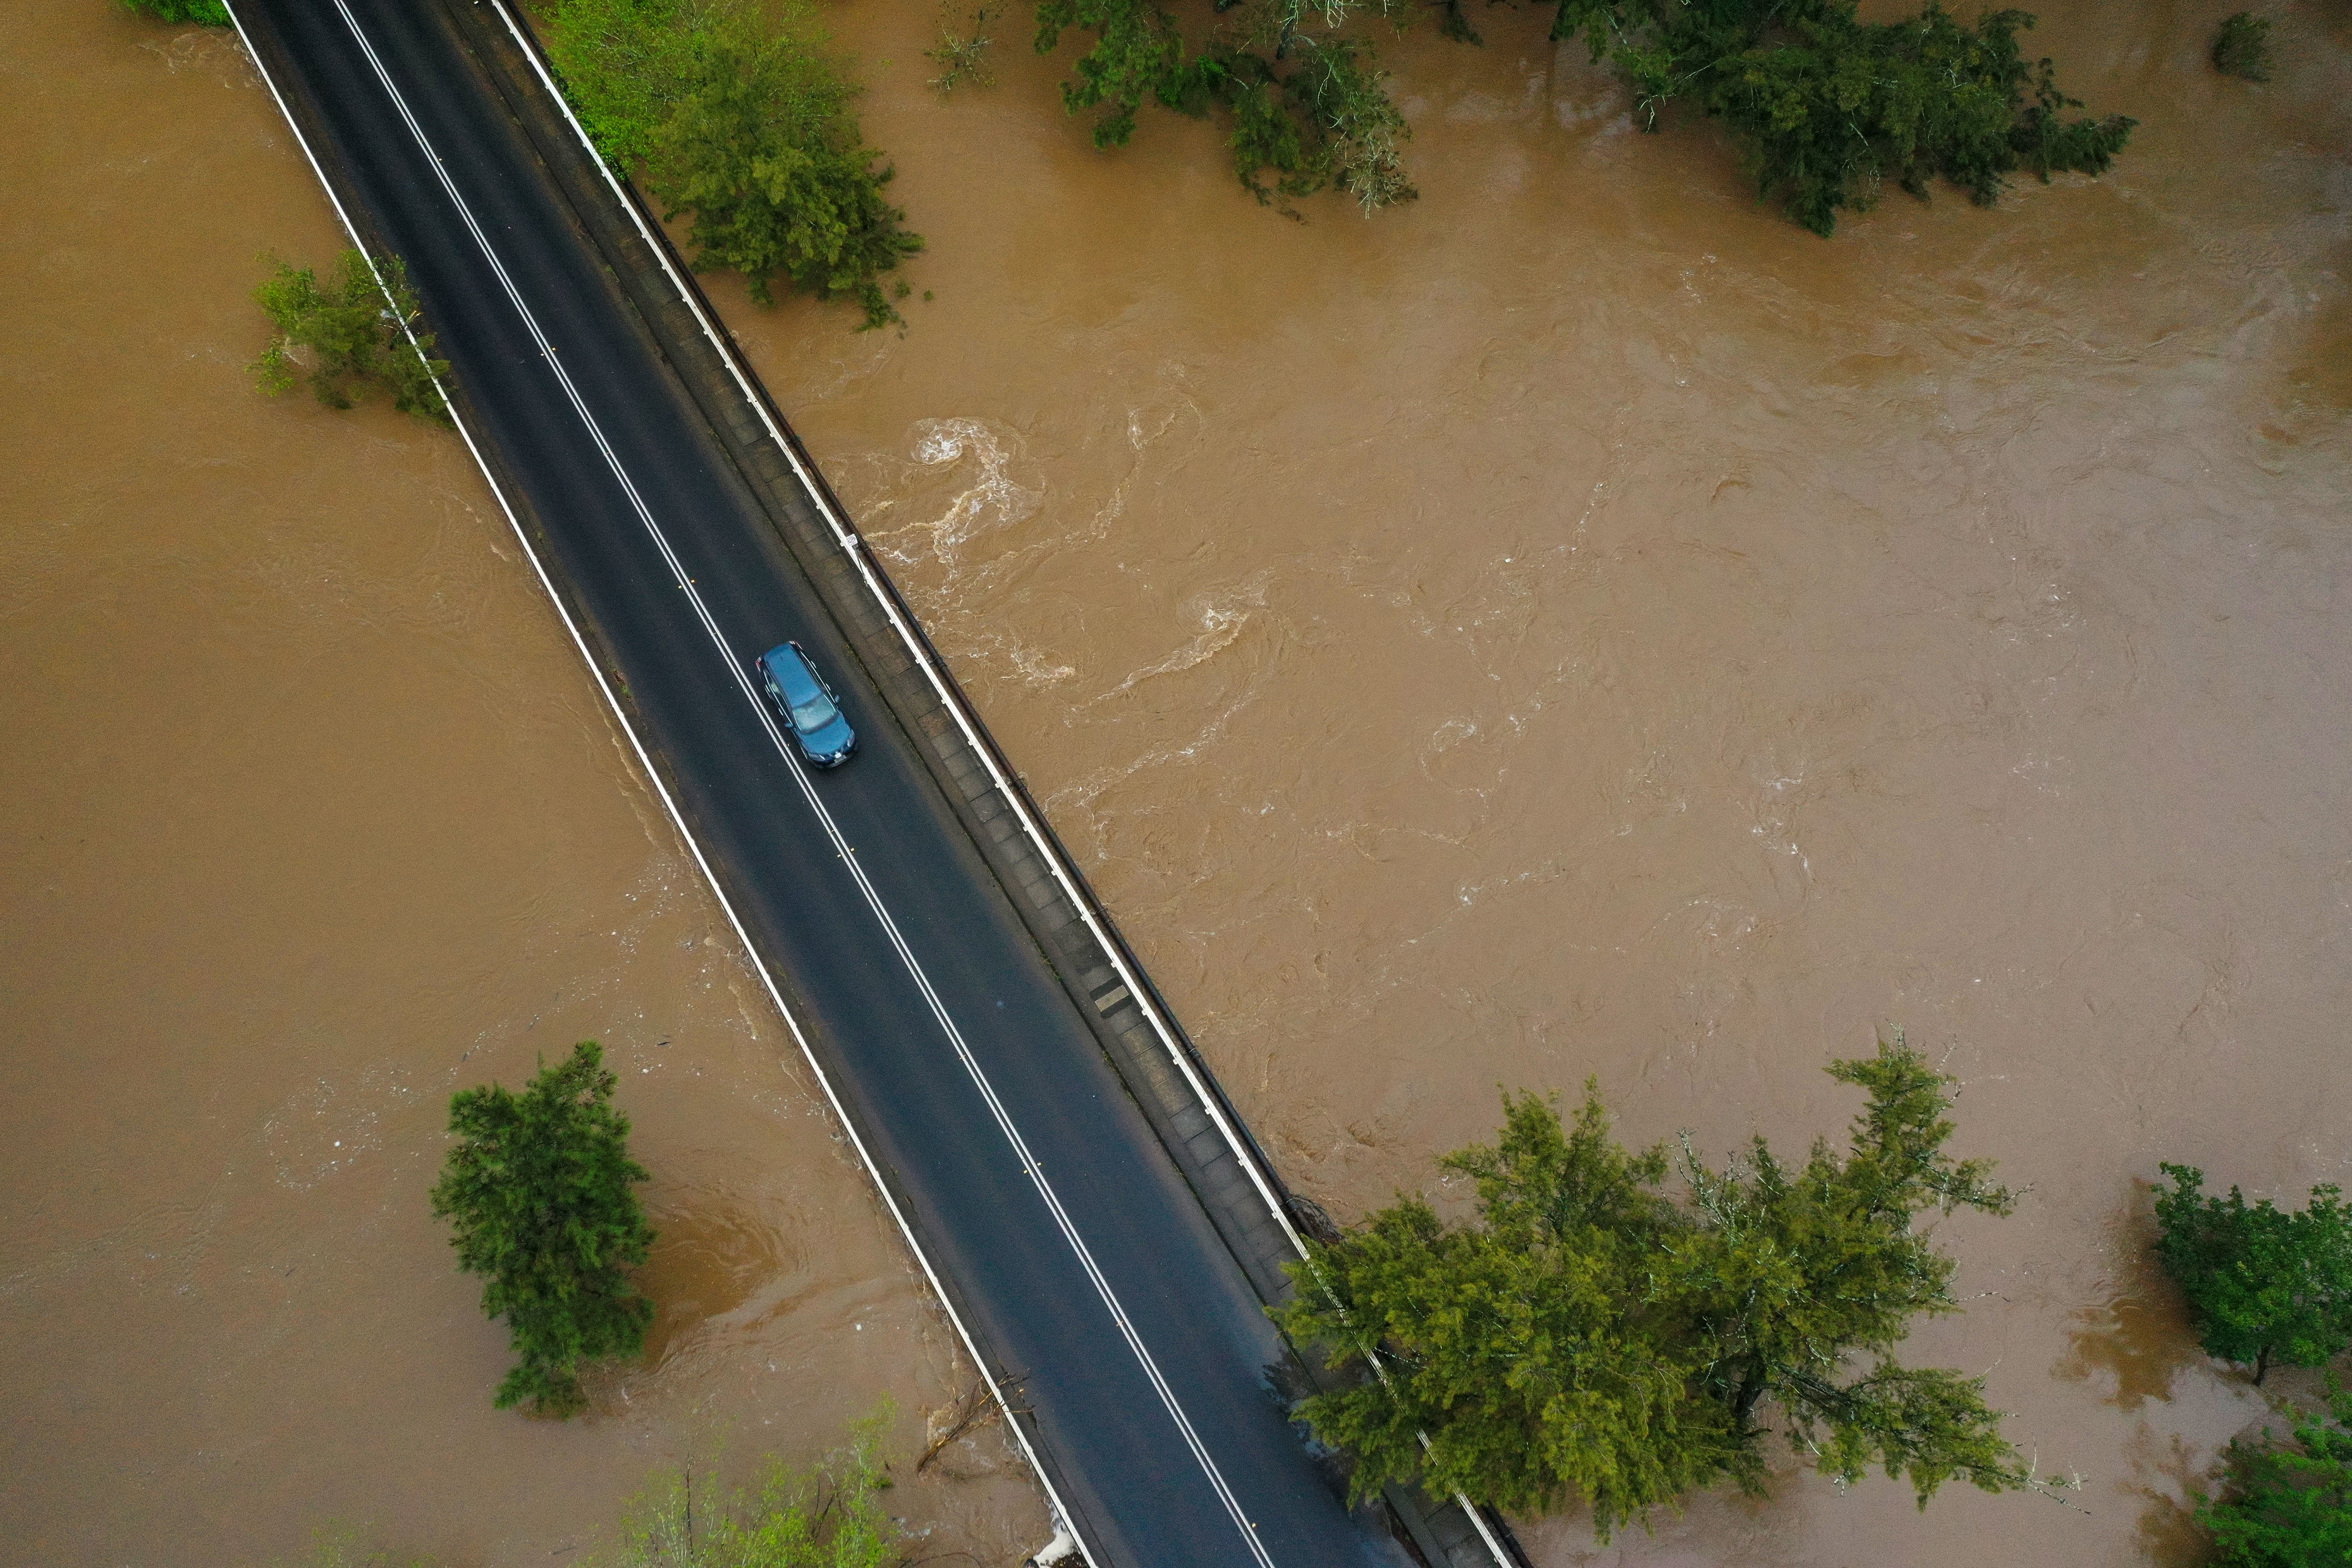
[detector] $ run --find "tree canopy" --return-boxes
[1027,0,2132,232]
[1034,0,1417,212]
[122,0,232,25]
[2197,1384,2352,1567]
[429,1041,656,1417]
[248,251,452,424]
[543,0,921,328]
[1548,0,2134,234]
[2156,1165,2352,1387]
[1273,1034,2039,1537]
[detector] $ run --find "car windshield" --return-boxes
[766,649,839,734]
[789,689,836,731]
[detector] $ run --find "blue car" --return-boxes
[757,641,858,768]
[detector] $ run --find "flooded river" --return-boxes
[746,1,2352,1562]
[6,0,2349,1564]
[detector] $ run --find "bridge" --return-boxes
[225,2,1516,1564]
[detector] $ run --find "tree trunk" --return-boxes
[1732,1366,1768,1432]
[2254,1345,2271,1387]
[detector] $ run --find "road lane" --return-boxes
[228,1,1404,1564]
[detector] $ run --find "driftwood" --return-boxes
[916,1377,1001,1473]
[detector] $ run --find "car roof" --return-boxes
[760,643,823,700]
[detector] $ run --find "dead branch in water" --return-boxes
[916,1377,1002,1473]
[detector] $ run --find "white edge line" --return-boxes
[478,0,1318,1266]
[1454,1492,1513,1564]
[218,4,1092,1555]
[488,12,1516,1560]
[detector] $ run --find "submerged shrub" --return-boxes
[1036,0,1419,214]
[927,1,1000,93]
[248,250,452,425]
[2213,11,2273,82]
[605,1418,898,1568]
[123,0,233,26]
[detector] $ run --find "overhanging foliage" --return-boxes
[1029,0,2132,231]
[1274,1034,2045,1536]
[122,0,232,26]
[247,251,452,425]
[544,0,922,328]
[1553,0,2136,233]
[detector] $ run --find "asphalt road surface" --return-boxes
[227,2,1405,1564]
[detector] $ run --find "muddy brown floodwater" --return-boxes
[4,0,2347,1564]
[1,7,1045,1566]
[731,0,2352,1563]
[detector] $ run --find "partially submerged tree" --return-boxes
[2196,1384,2352,1566]
[2212,12,2273,82]
[248,251,451,424]
[1274,1090,1735,1534]
[1275,1034,2040,1536]
[2155,1165,2352,1386]
[1033,0,1417,213]
[122,0,232,25]
[543,0,921,328]
[1027,0,2131,231]
[430,1041,656,1417]
[1653,1043,2023,1503]
[648,50,922,322]
[1550,0,2136,234]
[607,1415,897,1568]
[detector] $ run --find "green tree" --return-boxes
[123,0,232,25]
[2197,1386,2352,1567]
[2155,1166,2352,1387]
[648,47,922,323]
[1029,0,2129,232]
[1549,0,2135,234]
[248,251,452,424]
[543,0,921,329]
[1275,1034,2038,1537]
[430,1041,656,1417]
[2212,12,2274,82]
[1651,1041,2025,1503]
[603,1415,897,1567]
[1272,1088,1734,1534]
[1034,0,1416,213]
